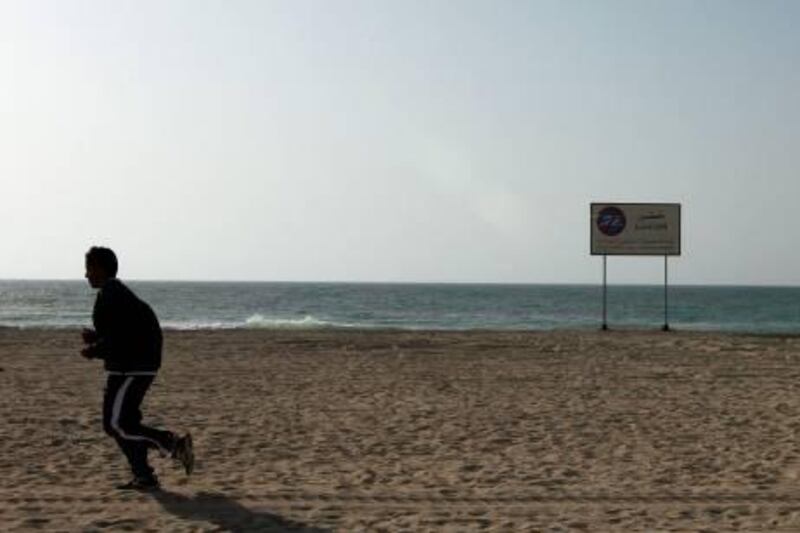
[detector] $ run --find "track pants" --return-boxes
[103,374,176,479]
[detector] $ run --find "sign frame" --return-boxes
[590,202,682,257]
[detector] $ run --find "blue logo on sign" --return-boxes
[597,207,626,237]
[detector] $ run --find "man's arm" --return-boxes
[84,285,122,361]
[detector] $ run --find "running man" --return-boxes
[81,246,194,490]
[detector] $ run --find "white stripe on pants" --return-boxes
[110,376,170,456]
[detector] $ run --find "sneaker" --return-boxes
[116,476,160,491]
[173,433,194,476]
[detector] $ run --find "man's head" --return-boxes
[85,247,118,288]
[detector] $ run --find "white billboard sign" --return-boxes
[591,203,681,256]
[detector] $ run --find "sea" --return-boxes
[1,280,799,333]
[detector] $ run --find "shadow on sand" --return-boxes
[152,490,331,532]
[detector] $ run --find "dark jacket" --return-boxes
[90,279,162,373]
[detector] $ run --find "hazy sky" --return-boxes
[2,1,798,284]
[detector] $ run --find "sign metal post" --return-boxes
[663,255,669,331]
[602,255,608,331]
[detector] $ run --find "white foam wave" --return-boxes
[149,315,360,330]
[161,320,241,330]
[244,314,346,329]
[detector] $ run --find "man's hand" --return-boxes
[80,345,96,359]
[82,328,98,344]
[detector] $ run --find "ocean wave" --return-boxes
[244,314,354,329]
[160,320,241,330]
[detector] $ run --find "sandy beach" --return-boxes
[3,328,800,531]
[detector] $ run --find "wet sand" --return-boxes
[2,328,800,531]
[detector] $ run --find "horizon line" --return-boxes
[1,278,799,289]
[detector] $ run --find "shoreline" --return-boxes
[3,325,800,338]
